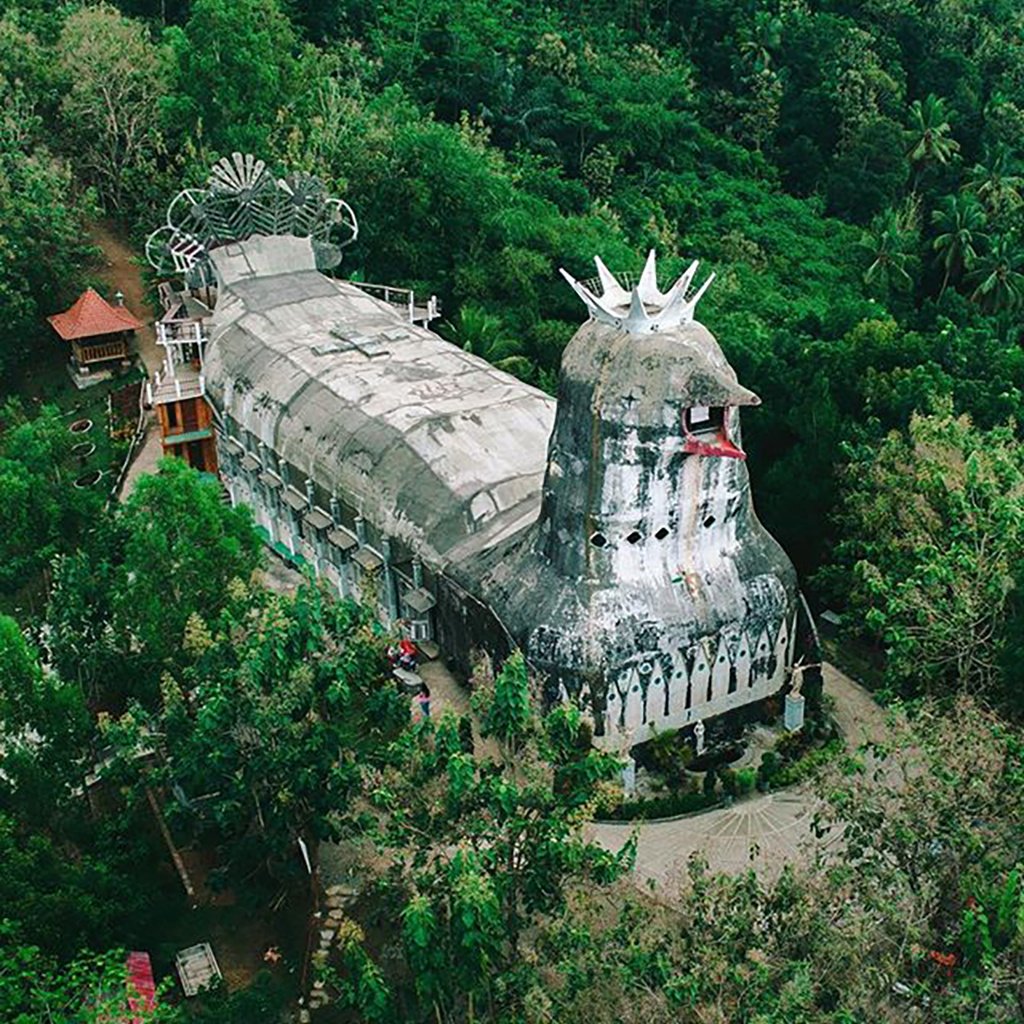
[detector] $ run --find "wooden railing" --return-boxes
[75,339,128,365]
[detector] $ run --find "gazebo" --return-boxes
[48,288,142,371]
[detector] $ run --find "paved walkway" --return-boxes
[120,417,163,497]
[591,662,886,891]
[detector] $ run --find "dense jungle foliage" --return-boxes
[3,0,1024,698]
[2,1,1024,1021]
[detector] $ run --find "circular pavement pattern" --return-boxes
[591,790,816,892]
[590,664,884,897]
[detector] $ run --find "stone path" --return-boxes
[418,658,472,719]
[591,790,815,889]
[591,662,886,892]
[120,416,163,497]
[824,661,891,746]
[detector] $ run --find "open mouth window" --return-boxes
[685,405,722,434]
[682,405,746,459]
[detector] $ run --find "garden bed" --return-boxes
[10,338,144,484]
[599,706,842,823]
[74,469,104,488]
[599,789,720,822]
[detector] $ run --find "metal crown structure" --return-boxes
[145,153,358,283]
[560,250,715,334]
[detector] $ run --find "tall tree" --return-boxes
[55,4,170,212]
[0,615,91,821]
[859,204,918,299]
[440,302,525,366]
[356,652,633,1021]
[106,581,406,880]
[964,144,1024,220]
[164,0,299,156]
[0,84,94,383]
[534,698,1024,1023]
[930,192,986,293]
[828,409,1024,701]
[0,404,103,596]
[907,93,960,186]
[967,235,1024,314]
[113,457,262,671]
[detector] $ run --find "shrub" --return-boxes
[773,738,844,786]
[757,751,780,790]
[735,766,757,794]
[600,789,718,821]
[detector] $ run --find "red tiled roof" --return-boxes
[47,288,143,341]
[126,951,156,1023]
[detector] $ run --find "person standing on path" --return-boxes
[416,682,431,720]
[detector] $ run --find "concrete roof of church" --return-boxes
[203,236,555,568]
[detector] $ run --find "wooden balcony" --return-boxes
[73,336,129,366]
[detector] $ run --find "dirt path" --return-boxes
[89,219,161,375]
[88,220,165,497]
[823,662,891,746]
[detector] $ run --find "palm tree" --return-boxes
[907,94,960,188]
[737,12,782,73]
[860,206,918,297]
[964,144,1024,219]
[967,235,1024,314]
[441,302,524,364]
[930,193,987,294]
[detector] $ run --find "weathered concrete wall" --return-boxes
[200,236,802,753]
[478,317,800,748]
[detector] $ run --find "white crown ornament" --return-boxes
[560,250,714,334]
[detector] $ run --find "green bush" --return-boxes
[773,738,844,786]
[600,790,719,822]
[757,751,780,790]
[735,767,757,794]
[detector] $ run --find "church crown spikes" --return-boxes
[559,250,715,334]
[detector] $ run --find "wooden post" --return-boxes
[145,786,198,906]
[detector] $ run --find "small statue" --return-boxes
[621,754,637,798]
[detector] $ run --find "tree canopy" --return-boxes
[3,0,1024,1018]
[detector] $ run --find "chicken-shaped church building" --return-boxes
[146,155,804,749]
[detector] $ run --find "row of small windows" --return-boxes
[589,519,714,548]
[223,430,409,563]
[591,528,669,548]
